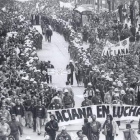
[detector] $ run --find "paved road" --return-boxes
[20,28,140,140]
[37,31,85,107]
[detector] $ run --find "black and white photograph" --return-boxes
[0,0,140,140]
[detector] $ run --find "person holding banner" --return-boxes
[102,114,119,140]
[87,114,101,140]
[45,114,59,140]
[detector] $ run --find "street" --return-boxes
[20,29,140,140]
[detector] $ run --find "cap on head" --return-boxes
[114,88,119,92]
[44,135,50,140]
[50,114,55,119]
[121,90,126,95]
[96,89,100,93]
[62,126,66,130]
[64,89,69,93]
[88,82,92,86]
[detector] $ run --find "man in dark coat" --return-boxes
[46,27,53,42]
[33,99,45,135]
[66,60,74,85]
[86,115,101,140]
[45,114,59,140]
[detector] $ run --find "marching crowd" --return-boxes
[0,0,140,140]
[49,11,140,107]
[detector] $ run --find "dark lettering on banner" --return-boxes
[107,51,109,56]
[117,106,124,118]
[126,48,129,54]
[118,49,121,55]
[72,109,79,119]
[67,109,73,120]
[114,50,117,55]
[115,43,120,47]
[124,106,130,117]
[78,108,86,118]
[97,106,102,118]
[136,107,140,116]
[121,49,125,54]
[128,107,138,116]
[62,110,69,122]
[55,111,64,122]
[102,105,109,117]
[113,106,117,117]
[87,107,93,118]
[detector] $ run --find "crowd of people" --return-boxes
[48,8,140,107]
[0,0,140,140]
[0,1,79,140]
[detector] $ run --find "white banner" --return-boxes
[47,68,68,75]
[59,1,74,10]
[102,38,129,56]
[47,104,140,126]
